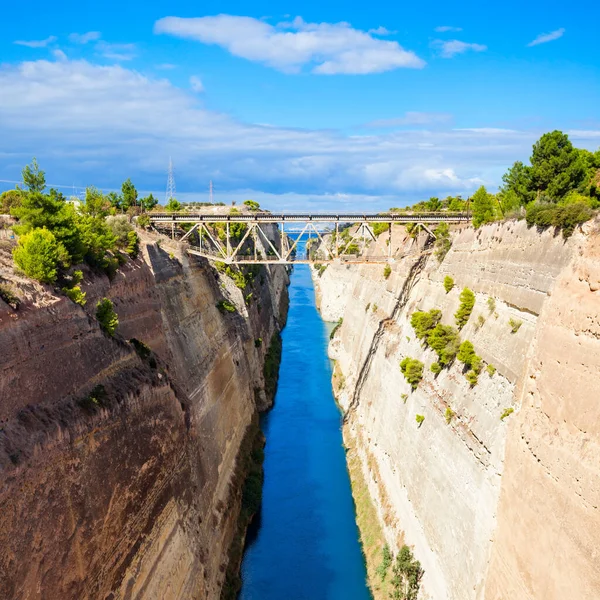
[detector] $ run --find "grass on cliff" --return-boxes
[345,442,393,600]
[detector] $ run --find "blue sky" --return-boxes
[1,0,599,209]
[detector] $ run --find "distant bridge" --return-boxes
[147,212,470,265]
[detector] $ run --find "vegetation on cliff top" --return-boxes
[6,159,145,287]
[387,131,598,238]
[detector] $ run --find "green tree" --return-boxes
[1,189,24,213]
[78,214,117,269]
[107,191,123,211]
[390,545,423,600]
[447,196,467,211]
[501,161,534,205]
[426,196,442,211]
[126,230,139,258]
[106,215,133,247]
[140,193,158,212]
[530,131,588,201]
[243,200,260,210]
[21,158,46,193]
[96,298,119,336]
[443,275,454,293]
[12,189,84,263]
[121,178,138,210]
[471,186,496,228]
[82,187,110,218]
[13,228,68,283]
[165,198,182,212]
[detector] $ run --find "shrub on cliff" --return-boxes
[0,284,20,310]
[126,230,139,258]
[457,340,475,366]
[96,297,119,336]
[400,357,424,389]
[263,333,282,401]
[63,285,87,306]
[508,318,522,333]
[410,309,442,340]
[427,324,460,366]
[434,222,452,261]
[217,299,237,313]
[455,288,475,329]
[13,227,69,283]
[383,264,392,279]
[525,201,593,238]
[390,545,423,600]
[373,222,390,237]
[330,317,343,340]
[443,275,454,293]
[376,544,393,581]
[138,213,151,229]
[465,370,478,386]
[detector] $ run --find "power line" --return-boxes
[166,157,176,202]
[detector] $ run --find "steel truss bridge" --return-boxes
[148,212,470,265]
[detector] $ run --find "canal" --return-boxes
[239,264,371,600]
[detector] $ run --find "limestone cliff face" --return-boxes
[313,219,600,599]
[0,234,288,600]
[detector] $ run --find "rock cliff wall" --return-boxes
[0,232,288,600]
[313,219,600,599]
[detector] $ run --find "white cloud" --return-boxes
[69,31,102,44]
[432,39,487,58]
[14,36,57,48]
[367,112,452,128]
[368,26,395,36]
[567,130,600,140]
[190,75,204,92]
[52,49,68,62]
[435,26,462,33]
[95,41,136,61]
[527,28,565,47]
[156,63,177,70]
[154,15,425,74]
[1,57,578,205]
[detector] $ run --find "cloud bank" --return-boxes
[154,15,425,74]
[2,57,592,208]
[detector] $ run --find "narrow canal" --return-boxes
[239,264,371,600]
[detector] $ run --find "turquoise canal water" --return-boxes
[239,265,371,600]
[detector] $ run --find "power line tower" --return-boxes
[166,157,176,203]
[209,180,214,204]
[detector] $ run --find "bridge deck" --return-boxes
[149,212,470,223]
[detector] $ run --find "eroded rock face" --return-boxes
[485,222,600,600]
[0,237,288,600]
[313,219,600,599]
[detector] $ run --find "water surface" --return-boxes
[239,265,371,600]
